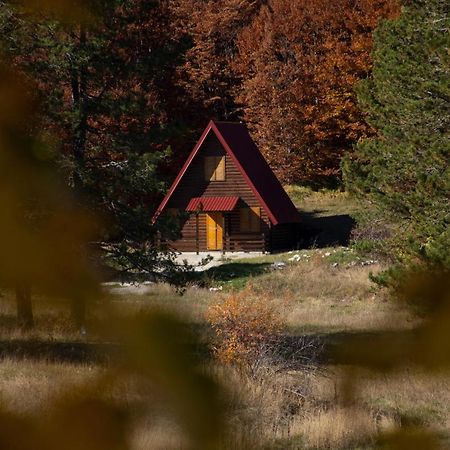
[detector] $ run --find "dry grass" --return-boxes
[247,255,417,334]
[289,366,450,449]
[0,358,100,415]
[253,252,375,302]
[211,364,450,449]
[104,282,214,320]
[0,283,214,342]
[291,406,381,449]
[0,185,446,449]
[131,417,186,450]
[0,290,83,341]
[0,357,190,449]
[0,356,448,449]
[354,368,450,431]
[285,186,358,216]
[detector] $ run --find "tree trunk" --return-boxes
[71,296,86,331]
[15,284,33,329]
[69,27,88,333]
[71,26,88,195]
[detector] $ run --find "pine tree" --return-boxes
[0,1,191,325]
[0,0,187,183]
[343,0,450,279]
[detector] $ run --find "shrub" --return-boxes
[206,289,283,373]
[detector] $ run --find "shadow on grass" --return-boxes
[0,339,120,364]
[0,314,20,333]
[299,210,356,248]
[0,328,417,369]
[280,328,423,368]
[0,324,212,365]
[193,262,272,289]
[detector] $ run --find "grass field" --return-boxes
[0,188,448,449]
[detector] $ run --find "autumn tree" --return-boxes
[0,0,189,179]
[170,0,265,123]
[233,0,400,184]
[0,2,188,241]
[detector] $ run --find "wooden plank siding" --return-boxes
[165,132,271,252]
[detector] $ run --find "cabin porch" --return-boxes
[167,209,300,254]
[186,210,269,253]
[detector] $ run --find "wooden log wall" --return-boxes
[165,131,271,252]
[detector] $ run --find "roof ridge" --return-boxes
[152,120,301,225]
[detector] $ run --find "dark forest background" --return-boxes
[0,0,401,187]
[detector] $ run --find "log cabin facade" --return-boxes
[153,120,301,253]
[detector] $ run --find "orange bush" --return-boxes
[206,289,283,371]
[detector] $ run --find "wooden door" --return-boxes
[206,212,223,250]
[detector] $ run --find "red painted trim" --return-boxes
[210,121,279,225]
[151,120,214,223]
[186,196,240,212]
[152,119,279,225]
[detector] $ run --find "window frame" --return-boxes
[239,206,261,233]
[204,155,225,181]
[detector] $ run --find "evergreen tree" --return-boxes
[343,0,450,281]
[0,1,191,326]
[6,2,190,167]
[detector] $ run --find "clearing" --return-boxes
[0,188,448,449]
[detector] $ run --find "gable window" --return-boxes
[240,207,261,233]
[204,156,225,181]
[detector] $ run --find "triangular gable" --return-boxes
[152,120,301,225]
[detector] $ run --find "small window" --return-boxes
[239,207,261,233]
[204,156,225,181]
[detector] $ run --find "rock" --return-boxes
[361,260,377,266]
[209,286,223,292]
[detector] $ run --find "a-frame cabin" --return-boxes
[153,120,301,253]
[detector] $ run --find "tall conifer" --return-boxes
[0,1,188,286]
[344,0,450,277]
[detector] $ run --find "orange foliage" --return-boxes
[171,0,265,121]
[8,0,401,185]
[233,0,401,183]
[173,0,400,184]
[206,289,282,371]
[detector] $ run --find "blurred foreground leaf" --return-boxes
[110,312,225,449]
[0,63,99,327]
[0,1,226,448]
[378,428,442,450]
[334,272,450,371]
[13,0,98,25]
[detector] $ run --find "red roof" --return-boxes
[153,120,301,225]
[186,196,239,212]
